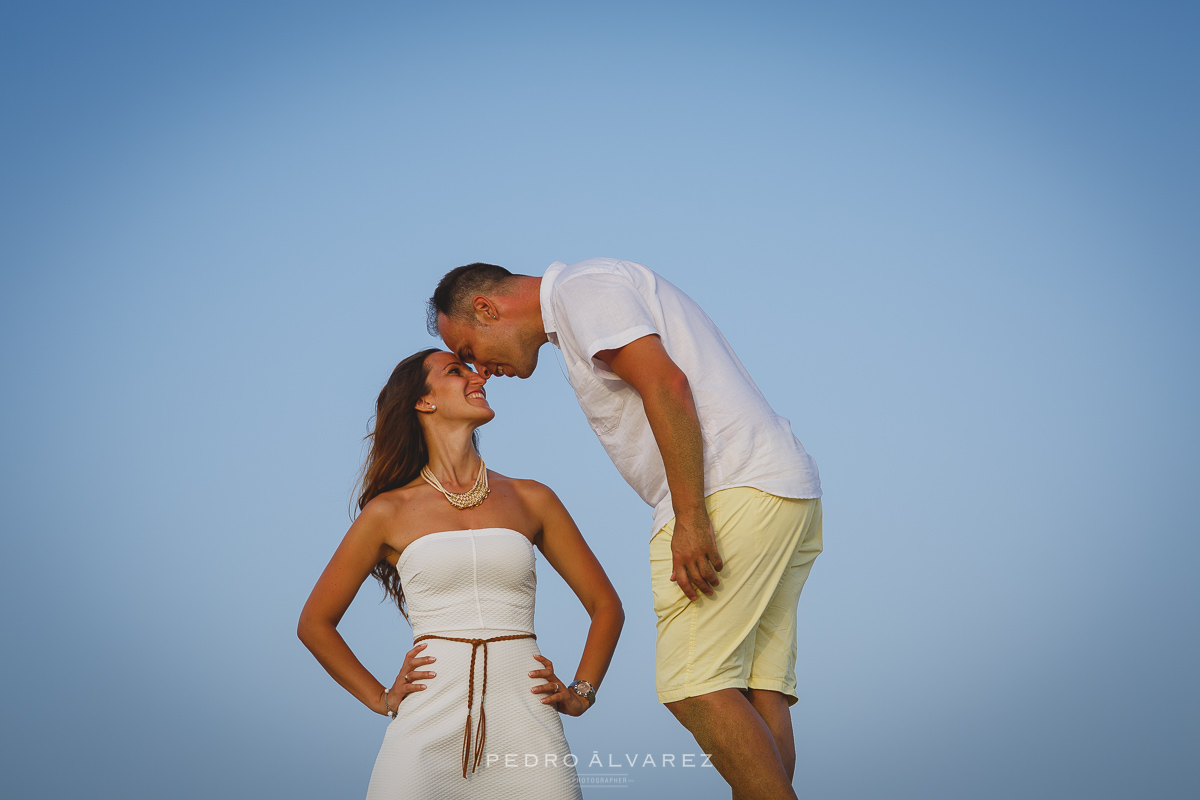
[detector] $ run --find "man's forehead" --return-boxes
[436,313,469,350]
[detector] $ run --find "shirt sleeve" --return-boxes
[552,271,660,379]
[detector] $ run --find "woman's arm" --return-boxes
[524,482,625,714]
[296,497,433,715]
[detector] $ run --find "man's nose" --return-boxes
[472,364,491,381]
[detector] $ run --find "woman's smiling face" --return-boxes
[419,350,495,425]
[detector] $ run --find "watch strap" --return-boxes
[568,679,596,707]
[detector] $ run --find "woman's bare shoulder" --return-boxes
[487,471,562,511]
[357,480,426,525]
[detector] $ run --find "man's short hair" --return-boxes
[427,263,516,335]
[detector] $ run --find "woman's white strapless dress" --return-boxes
[364,528,583,800]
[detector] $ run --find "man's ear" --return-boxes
[472,295,499,322]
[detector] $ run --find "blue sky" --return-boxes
[2,2,1197,798]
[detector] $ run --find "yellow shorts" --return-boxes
[651,487,822,705]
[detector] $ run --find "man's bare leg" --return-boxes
[665,688,797,800]
[744,689,796,779]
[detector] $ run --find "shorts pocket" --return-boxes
[649,524,681,618]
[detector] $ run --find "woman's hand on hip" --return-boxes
[384,643,436,714]
[529,654,588,717]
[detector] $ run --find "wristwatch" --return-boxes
[568,679,596,708]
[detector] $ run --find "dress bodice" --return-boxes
[397,528,537,637]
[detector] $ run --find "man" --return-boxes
[429,258,822,800]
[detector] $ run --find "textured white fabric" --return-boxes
[540,257,822,536]
[400,527,538,638]
[365,529,582,800]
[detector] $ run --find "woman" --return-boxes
[298,349,624,799]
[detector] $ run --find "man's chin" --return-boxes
[510,354,538,379]
[523,350,541,378]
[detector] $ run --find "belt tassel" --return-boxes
[414,633,536,778]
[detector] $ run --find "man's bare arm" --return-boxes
[595,334,723,600]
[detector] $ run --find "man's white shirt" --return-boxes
[539,257,821,537]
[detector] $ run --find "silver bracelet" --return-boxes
[383,688,395,718]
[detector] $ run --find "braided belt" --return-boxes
[413,632,537,778]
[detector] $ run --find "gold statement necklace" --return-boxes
[421,459,490,509]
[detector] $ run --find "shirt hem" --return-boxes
[650,482,823,538]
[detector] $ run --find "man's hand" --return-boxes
[670,511,723,601]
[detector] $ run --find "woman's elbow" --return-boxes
[600,595,625,628]
[296,609,325,648]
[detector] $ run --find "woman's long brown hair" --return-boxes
[355,349,478,616]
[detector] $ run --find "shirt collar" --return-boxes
[539,261,568,339]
